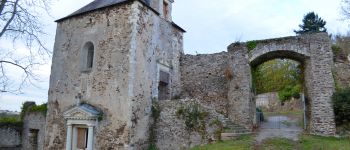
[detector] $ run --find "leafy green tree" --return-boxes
[252,59,302,95]
[332,88,350,125]
[294,12,327,35]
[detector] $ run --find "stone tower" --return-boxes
[44,0,184,149]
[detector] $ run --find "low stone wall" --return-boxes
[255,92,302,112]
[22,111,46,150]
[155,99,227,150]
[0,127,22,149]
[180,52,230,115]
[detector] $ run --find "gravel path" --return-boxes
[255,115,303,143]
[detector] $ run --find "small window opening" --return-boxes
[158,71,170,100]
[81,42,94,72]
[29,129,39,150]
[163,1,169,19]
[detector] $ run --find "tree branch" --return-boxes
[0,0,18,37]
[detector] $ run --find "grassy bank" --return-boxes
[191,135,253,150]
[190,134,350,150]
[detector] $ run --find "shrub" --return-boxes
[332,88,350,125]
[0,116,23,129]
[246,41,257,52]
[176,102,208,137]
[278,84,301,102]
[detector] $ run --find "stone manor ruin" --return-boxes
[0,0,337,149]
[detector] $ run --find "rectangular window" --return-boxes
[29,129,39,150]
[158,70,170,100]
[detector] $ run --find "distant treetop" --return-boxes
[294,12,327,35]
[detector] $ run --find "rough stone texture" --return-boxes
[155,99,226,150]
[334,61,350,89]
[227,43,255,130]
[0,127,21,149]
[228,33,336,135]
[45,1,183,149]
[22,111,46,150]
[180,52,229,115]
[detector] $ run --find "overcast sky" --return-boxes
[1,0,348,111]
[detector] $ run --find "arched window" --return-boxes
[81,42,94,72]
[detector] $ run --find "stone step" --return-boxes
[221,132,252,141]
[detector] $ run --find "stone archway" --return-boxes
[227,33,336,135]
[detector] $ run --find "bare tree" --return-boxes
[342,0,350,20]
[0,0,51,93]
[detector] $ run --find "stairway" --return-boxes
[220,118,251,140]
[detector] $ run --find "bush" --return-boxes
[0,116,22,129]
[176,102,208,136]
[332,88,350,125]
[278,84,301,102]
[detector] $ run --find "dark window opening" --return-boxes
[87,46,94,69]
[81,42,94,72]
[158,71,170,100]
[29,129,39,150]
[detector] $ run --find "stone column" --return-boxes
[87,126,94,150]
[227,43,254,131]
[66,124,72,150]
[72,126,77,149]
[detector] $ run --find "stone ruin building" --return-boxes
[0,0,339,150]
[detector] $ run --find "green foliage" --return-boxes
[0,116,23,129]
[252,59,303,96]
[148,101,161,150]
[332,44,342,56]
[246,41,257,52]
[332,88,350,125]
[29,103,47,113]
[209,118,224,141]
[278,84,301,102]
[294,12,327,34]
[176,102,208,136]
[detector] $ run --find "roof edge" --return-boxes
[55,0,185,32]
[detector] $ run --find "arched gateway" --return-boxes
[227,33,336,135]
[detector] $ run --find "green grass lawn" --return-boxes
[191,135,253,150]
[190,134,350,150]
[300,134,350,150]
[260,138,296,150]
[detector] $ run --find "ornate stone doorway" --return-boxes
[227,33,336,135]
[63,104,101,150]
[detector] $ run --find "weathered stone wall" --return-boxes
[127,1,184,148]
[155,99,226,150]
[45,1,183,149]
[228,33,336,135]
[305,34,336,135]
[22,111,46,150]
[0,127,21,149]
[180,52,229,115]
[227,43,255,130]
[45,3,134,149]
